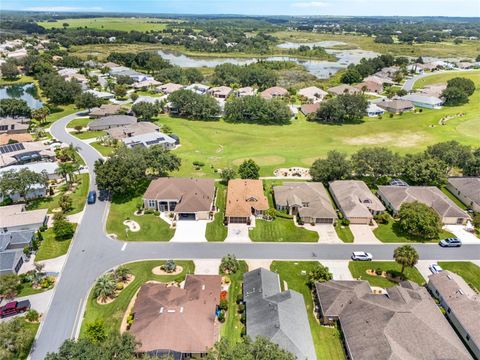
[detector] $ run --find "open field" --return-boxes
[438,262,480,292]
[349,261,425,288]
[270,261,345,360]
[273,31,480,59]
[155,71,480,177]
[414,70,480,89]
[38,17,174,32]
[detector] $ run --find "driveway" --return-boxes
[320,260,353,280]
[416,260,438,282]
[194,260,220,275]
[225,224,251,242]
[310,224,342,243]
[0,290,54,323]
[444,225,480,244]
[171,220,207,242]
[350,225,382,244]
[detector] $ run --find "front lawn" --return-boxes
[80,260,195,336]
[221,261,248,342]
[250,217,319,242]
[270,261,345,360]
[44,104,78,126]
[206,183,228,242]
[35,225,77,261]
[107,195,175,241]
[440,186,468,210]
[348,261,425,288]
[373,219,454,243]
[67,117,91,128]
[438,262,480,293]
[72,130,106,140]
[335,223,354,243]
[91,141,115,156]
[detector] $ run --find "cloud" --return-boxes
[291,1,328,8]
[24,6,103,12]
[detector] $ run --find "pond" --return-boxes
[0,83,44,109]
[157,48,378,79]
[276,41,347,49]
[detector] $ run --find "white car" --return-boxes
[429,264,443,274]
[351,251,373,261]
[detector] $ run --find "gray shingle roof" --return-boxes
[0,250,23,273]
[447,177,480,207]
[88,115,137,129]
[243,268,316,360]
[0,230,34,251]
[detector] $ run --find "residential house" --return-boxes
[374,66,399,79]
[377,185,469,225]
[123,132,176,150]
[243,268,316,360]
[329,180,385,224]
[85,89,115,100]
[298,86,327,103]
[0,133,33,145]
[0,204,48,233]
[104,62,120,69]
[129,275,221,356]
[401,94,443,109]
[366,103,385,117]
[418,83,447,98]
[0,230,34,275]
[260,86,289,100]
[185,83,210,95]
[133,96,163,106]
[327,84,359,96]
[106,122,160,140]
[225,179,269,224]
[157,83,184,94]
[235,86,256,97]
[364,75,394,85]
[300,102,320,116]
[143,178,215,220]
[88,115,137,131]
[109,66,153,82]
[208,86,233,99]
[273,182,337,224]
[446,177,480,212]
[89,104,122,118]
[314,280,472,360]
[0,117,29,134]
[377,99,414,113]
[355,80,383,93]
[7,48,28,60]
[0,141,56,168]
[428,271,480,359]
[132,79,162,89]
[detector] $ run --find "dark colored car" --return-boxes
[87,191,96,204]
[0,300,31,318]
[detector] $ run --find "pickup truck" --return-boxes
[0,300,31,318]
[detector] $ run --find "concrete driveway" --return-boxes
[171,220,207,242]
[350,225,382,244]
[194,260,220,275]
[444,225,480,244]
[312,224,342,243]
[225,224,251,242]
[0,289,54,323]
[416,260,438,282]
[320,260,353,280]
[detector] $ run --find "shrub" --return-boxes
[85,320,106,343]
[162,260,177,273]
[40,276,54,289]
[219,254,239,274]
[374,213,390,224]
[236,293,244,304]
[192,160,205,167]
[341,218,350,226]
[237,303,245,313]
[240,312,246,324]
[218,299,228,311]
[26,309,39,322]
[218,310,226,323]
[240,326,246,337]
[53,218,75,240]
[116,283,124,291]
[375,268,383,276]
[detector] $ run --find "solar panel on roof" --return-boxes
[0,143,25,154]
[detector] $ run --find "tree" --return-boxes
[206,337,295,360]
[114,266,130,282]
[393,245,419,275]
[168,89,221,120]
[219,254,239,274]
[53,218,75,240]
[184,68,204,83]
[447,77,475,96]
[463,149,480,176]
[113,84,127,98]
[0,59,20,79]
[0,318,34,359]
[307,263,333,287]
[398,202,442,240]
[31,107,50,124]
[311,94,367,123]
[130,92,139,102]
[0,98,31,118]
[238,159,260,179]
[132,101,160,121]
[310,150,352,183]
[115,75,135,85]
[85,320,106,343]
[55,162,79,184]
[93,274,116,302]
[426,141,472,170]
[0,168,48,203]
[25,309,40,322]
[0,274,21,299]
[221,168,236,184]
[442,86,469,106]
[402,153,448,186]
[59,194,73,212]
[38,75,82,105]
[75,92,102,111]
[374,35,394,44]
[351,147,402,179]
[341,68,363,84]
[224,96,291,125]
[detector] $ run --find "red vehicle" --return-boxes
[0,300,31,318]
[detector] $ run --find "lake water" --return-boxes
[157,48,378,79]
[0,83,43,109]
[277,41,347,49]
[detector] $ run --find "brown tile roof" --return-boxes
[144,178,215,213]
[129,275,221,353]
[354,81,383,93]
[259,86,288,99]
[327,84,359,96]
[0,133,33,145]
[300,103,320,115]
[377,99,414,113]
[225,179,269,218]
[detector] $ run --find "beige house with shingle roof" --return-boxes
[327,84,359,96]
[446,177,480,212]
[143,178,215,220]
[259,86,289,100]
[208,86,232,99]
[273,182,337,224]
[225,179,268,224]
[106,122,160,140]
[0,204,48,233]
[377,186,469,224]
[298,86,327,103]
[315,280,472,360]
[428,271,480,359]
[329,180,385,224]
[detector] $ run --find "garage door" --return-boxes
[178,213,196,220]
[316,218,334,224]
[229,217,248,224]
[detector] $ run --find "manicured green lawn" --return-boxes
[80,260,195,336]
[17,282,50,298]
[335,223,354,243]
[91,141,115,156]
[373,219,454,243]
[35,226,77,261]
[270,261,345,360]
[206,183,228,242]
[438,262,480,293]
[221,261,248,342]
[44,104,78,126]
[413,71,480,89]
[107,195,175,241]
[153,71,480,177]
[0,75,36,86]
[39,17,171,32]
[72,130,106,140]
[441,186,468,210]
[348,261,425,288]
[67,117,91,128]
[250,217,319,242]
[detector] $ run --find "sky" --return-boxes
[2,0,480,17]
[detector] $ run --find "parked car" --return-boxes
[439,238,462,247]
[0,300,31,318]
[87,191,96,204]
[351,251,373,261]
[429,263,443,274]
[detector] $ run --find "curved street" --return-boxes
[31,109,480,358]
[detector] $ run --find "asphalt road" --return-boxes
[30,110,480,359]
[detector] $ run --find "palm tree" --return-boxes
[114,266,130,282]
[393,245,419,275]
[93,274,116,302]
